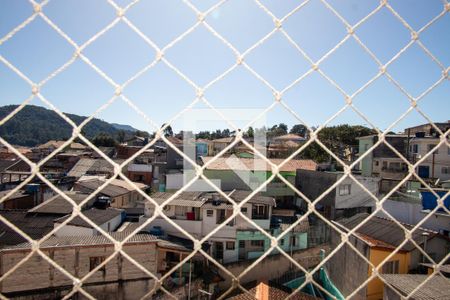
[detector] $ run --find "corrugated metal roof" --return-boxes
[54,208,123,228]
[28,192,92,214]
[67,158,96,177]
[421,263,450,274]
[336,213,439,251]
[151,192,207,206]
[381,274,450,299]
[0,211,55,247]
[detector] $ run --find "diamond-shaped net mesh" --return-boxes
[0,0,449,299]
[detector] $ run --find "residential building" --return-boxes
[381,274,450,300]
[208,137,236,156]
[327,213,450,300]
[357,134,409,180]
[296,170,380,220]
[145,190,308,263]
[201,156,317,207]
[408,134,450,180]
[73,177,148,208]
[53,207,124,236]
[0,233,192,299]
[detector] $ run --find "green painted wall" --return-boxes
[236,229,308,260]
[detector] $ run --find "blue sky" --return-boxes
[0,0,449,134]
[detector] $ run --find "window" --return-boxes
[241,207,247,214]
[252,205,268,219]
[374,160,379,166]
[338,184,351,196]
[89,256,105,272]
[206,210,213,217]
[250,240,264,247]
[216,209,226,224]
[382,260,399,274]
[280,239,284,246]
[382,161,388,170]
[290,236,297,247]
[412,144,419,154]
[226,242,235,250]
[442,167,449,174]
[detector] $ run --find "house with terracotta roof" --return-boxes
[327,213,450,300]
[381,274,450,300]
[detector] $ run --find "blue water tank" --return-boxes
[421,190,450,212]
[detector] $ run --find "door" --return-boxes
[418,166,430,178]
[238,240,246,260]
[214,242,224,260]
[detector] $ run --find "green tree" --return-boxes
[92,133,117,147]
[290,124,307,137]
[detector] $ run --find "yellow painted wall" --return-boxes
[366,248,410,300]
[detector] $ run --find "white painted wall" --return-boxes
[54,213,123,237]
[376,199,450,233]
[166,173,184,190]
[54,224,94,237]
[411,139,450,180]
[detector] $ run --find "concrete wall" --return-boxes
[359,137,374,177]
[326,229,369,299]
[0,243,157,294]
[218,246,327,290]
[54,224,95,236]
[367,249,410,300]
[410,139,450,180]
